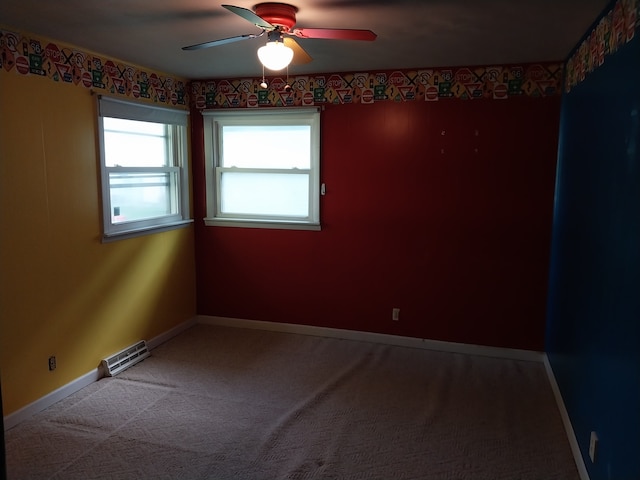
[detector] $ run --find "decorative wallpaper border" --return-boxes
[1,25,569,110]
[565,0,639,92]
[190,63,563,110]
[0,27,189,108]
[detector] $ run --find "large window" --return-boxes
[97,96,191,239]
[203,108,321,230]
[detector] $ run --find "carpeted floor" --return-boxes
[6,324,579,479]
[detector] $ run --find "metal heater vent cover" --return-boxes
[101,340,150,377]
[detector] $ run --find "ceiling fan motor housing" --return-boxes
[183,3,374,55]
[254,3,298,31]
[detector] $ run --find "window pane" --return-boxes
[109,172,177,223]
[221,125,310,169]
[104,118,167,167]
[220,172,309,217]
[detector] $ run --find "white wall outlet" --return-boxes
[589,431,598,463]
[392,308,400,321]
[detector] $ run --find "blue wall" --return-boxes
[546,17,640,480]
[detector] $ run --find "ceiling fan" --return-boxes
[182,3,377,70]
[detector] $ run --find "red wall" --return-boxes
[192,96,560,351]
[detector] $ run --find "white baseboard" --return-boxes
[196,315,545,362]
[200,316,590,477]
[4,316,198,431]
[543,354,590,480]
[147,316,197,350]
[3,368,101,430]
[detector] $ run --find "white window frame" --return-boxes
[97,96,191,241]
[202,108,321,230]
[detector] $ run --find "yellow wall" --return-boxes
[0,71,197,415]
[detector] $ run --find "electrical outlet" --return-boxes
[392,308,400,321]
[48,356,56,371]
[589,431,598,463]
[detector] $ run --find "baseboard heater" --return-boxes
[101,340,150,377]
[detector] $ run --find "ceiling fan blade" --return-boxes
[284,37,312,65]
[182,33,261,51]
[291,28,377,41]
[222,4,275,30]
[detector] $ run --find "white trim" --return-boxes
[198,316,590,476]
[201,106,320,118]
[101,219,193,243]
[97,105,191,239]
[4,316,198,431]
[196,315,544,362]
[544,355,590,480]
[98,95,189,125]
[203,218,321,231]
[3,369,101,430]
[4,310,584,480]
[203,108,321,230]
[147,316,197,350]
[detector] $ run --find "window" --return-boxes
[97,96,191,239]
[203,108,321,230]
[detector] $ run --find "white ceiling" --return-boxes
[0,0,608,80]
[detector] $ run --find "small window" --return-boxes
[203,108,321,230]
[97,96,191,239]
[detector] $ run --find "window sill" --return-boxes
[102,219,193,243]
[204,218,321,231]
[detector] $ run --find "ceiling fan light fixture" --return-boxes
[257,40,294,70]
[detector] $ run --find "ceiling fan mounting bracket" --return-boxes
[266,29,284,42]
[254,3,298,32]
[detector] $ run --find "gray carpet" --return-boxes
[6,324,579,479]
